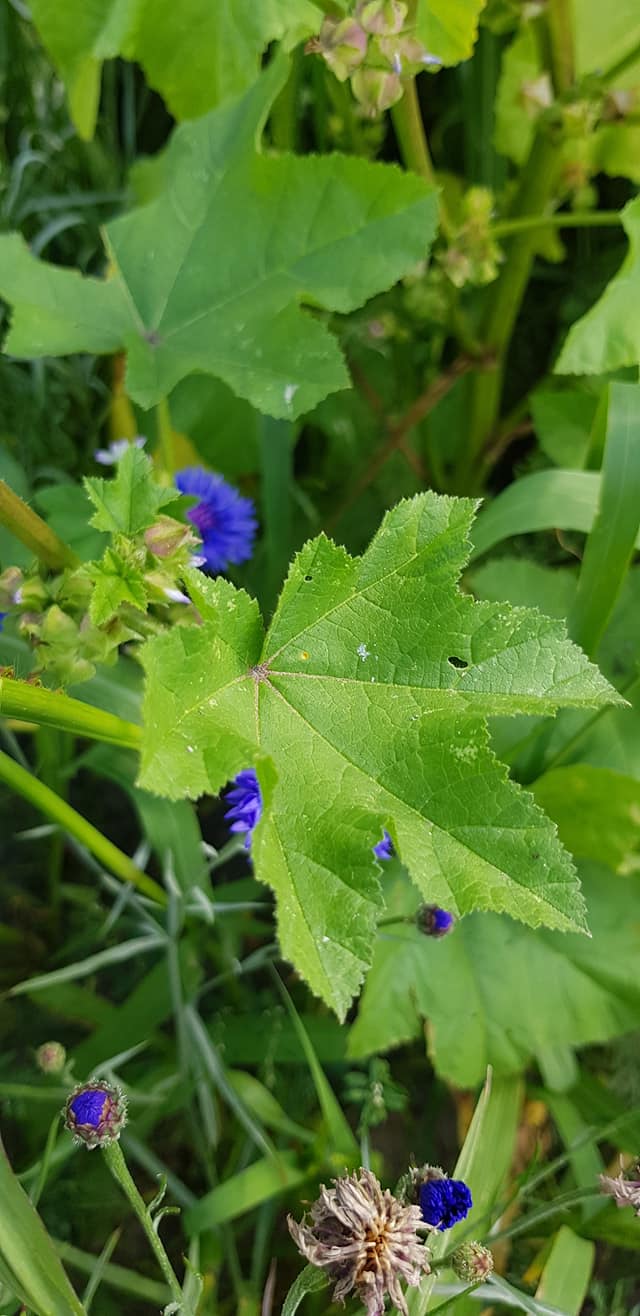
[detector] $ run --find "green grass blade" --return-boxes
[0,678,141,748]
[0,1135,87,1316]
[271,971,359,1162]
[470,469,639,559]
[10,934,165,996]
[185,1154,308,1232]
[568,381,640,655]
[534,1226,595,1314]
[53,1239,170,1306]
[81,1229,120,1313]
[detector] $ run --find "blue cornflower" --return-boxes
[419,1177,472,1231]
[374,830,394,860]
[175,467,257,574]
[225,769,262,846]
[64,1079,127,1149]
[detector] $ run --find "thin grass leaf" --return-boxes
[470,469,640,560]
[81,1229,120,1313]
[10,934,166,996]
[0,1135,87,1316]
[185,1154,308,1232]
[53,1240,170,1306]
[534,1226,595,1315]
[568,381,640,655]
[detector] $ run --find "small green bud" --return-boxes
[144,515,195,559]
[356,0,407,35]
[352,67,403,116]
[18,575,47,610]
[36,1041,67,1075]
[313,16,368,82]
[450,1241,494,1283]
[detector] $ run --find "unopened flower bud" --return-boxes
[416,905,455,937]
[352,67,403,116]
[356,0,407,35]
[451,1241,494,1283]
[313,16,368,82]
[64,1080,127,1149]
[144,515,194,559]
[520,74,553,116]
[36,1041,66,1075]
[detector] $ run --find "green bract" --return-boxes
[0,58,438,421]
[139,492,619,1016]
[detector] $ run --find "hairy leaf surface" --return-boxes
[0,60,438,421]
[139,492,618,1015]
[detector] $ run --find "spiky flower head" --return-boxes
[451,1241,494,1283]
[288,1167,430,1316]
[36,1041,67,1075]
[175,466,257,575]
[64,1080,127,1149]
[416,905,455,938]
[600,1168,640,1215]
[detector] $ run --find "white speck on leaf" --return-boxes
[284,383,299,407]
[357,644,370,661]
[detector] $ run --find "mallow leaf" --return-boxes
[84,446,180,535]
[556,198,640,376]
[0,58,438,421]
[139,492,619,1017]
[29,0,321,137]
[416,0,485,66]
[348,867,640,1086]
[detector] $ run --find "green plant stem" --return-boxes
[601,38,640,87]
[546,0,574,92]
[489,209,623,239]
[101,1140,185,1309]
[0,748,165,903]
[391,82,453,239]
[155,397,176,477]
[0,678,142,749]
[0,480,79,570]
[456,126,560,490]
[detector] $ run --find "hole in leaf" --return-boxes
[304,575,313,582]
[448,656,468,669]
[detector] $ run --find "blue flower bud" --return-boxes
[64,1080,127,1149]
[419,1176,472,1230]
[416,905,455,937]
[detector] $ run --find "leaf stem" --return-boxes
[601,38,640,87]
[0,480,79,571]
[101,1141,186,1309]
[0,748,165,903]
[489,209,623,239]
[0,679,142,749]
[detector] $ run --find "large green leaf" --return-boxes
[348,865,640,1085]
[415,0,485,66]
[0,59,438,422]
[139,492,618,1016]
[573,0,640,79]
[556,198,640,376]
[532,765,640,873]
[29,0,320,137]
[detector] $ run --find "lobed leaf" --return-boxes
[348,865,640,1085]
[0,58,438,422]
[139,492,619,1016]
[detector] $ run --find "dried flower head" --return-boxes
[600,1168,640,1215]
[288,1167,430,1316]
[64,1080,127,1149]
